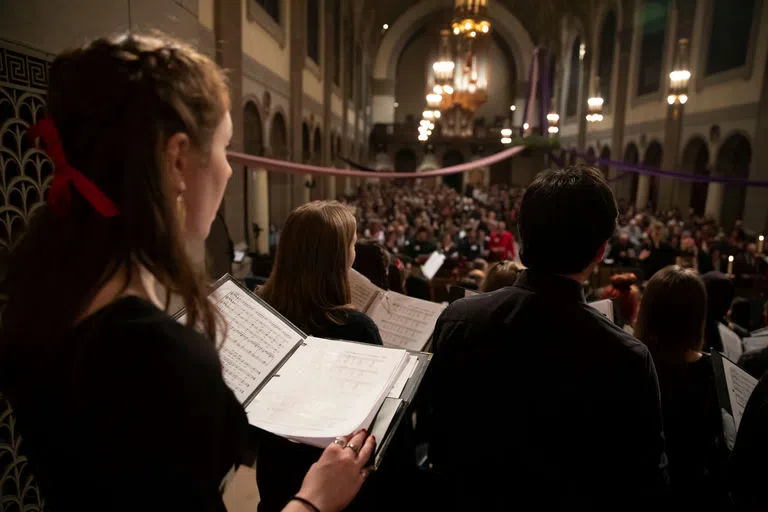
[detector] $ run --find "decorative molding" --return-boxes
[246,0,287,49]
[242,52,291,100]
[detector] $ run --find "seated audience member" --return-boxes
[257,201,383,512]
[488,220,516,261]
[676,236,698,271]
[607,232,637,267]
[404,226,436,264]
[734,242,763,288]
[0,33,370,512]
[702,272,742,362]
[728,372,768,511]
[459,227,483,260]
[467,269,486,289]
[598,273,641,327]
[353,239,390,290]
[635,266,728,510]
[427,166,667,510]
[639,221,677,280]
[481,260,523,293]
[439,232,461,261]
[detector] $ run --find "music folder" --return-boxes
[711,352,759,450]
[176,274,431,469]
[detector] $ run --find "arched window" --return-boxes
[566,38,581,118]
[637,0,669,96]
[705,0,756,76]
[597,10,617,105]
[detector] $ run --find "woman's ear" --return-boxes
[165,132,192,195]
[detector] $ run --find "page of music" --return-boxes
[367,291,447,351]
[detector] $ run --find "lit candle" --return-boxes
[759,235,764,254]
[728,255,734,275]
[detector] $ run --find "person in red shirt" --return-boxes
[489,220,516,261]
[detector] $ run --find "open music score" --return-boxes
[349,269,381,312]
[175,275,430,461]
[367,292,446,351]
[246,337,407,445]
[179,279,303,404]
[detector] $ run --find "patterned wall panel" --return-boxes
[0,41,53,272]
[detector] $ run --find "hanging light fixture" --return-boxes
[451,0,491,39]
[547,110,560,135]
[668,38,691,105]
[586,76,604,123]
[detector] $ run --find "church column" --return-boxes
[290,0,310,207]
[576,44,592,151]
[213,0,245,245]
[322,0,335,199]
[611,2,633,198]
[705,182,724,223]
[252,168,270,254]
[742,33,768,232]
[636,175,651,211]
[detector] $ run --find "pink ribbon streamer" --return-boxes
[227,145,525,179]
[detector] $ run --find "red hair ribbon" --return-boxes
[27,119,120,218]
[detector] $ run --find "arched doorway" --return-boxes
[644,141,663,211]
[599,146,611,177]
[717,134,751,229]
[681,137,709,216]
[568,149,578,166]
[302,122,311,163]
[624,142,640,206]
[269,112,290,229]
[442,149,465,192]
[244,101,265,249]
[395,148,418,174]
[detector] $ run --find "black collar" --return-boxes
[514,270,586,304]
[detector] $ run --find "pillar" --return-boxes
[705,182,724,223]
[322,0,334,200]
[611,2,633,199]
[290,0,309,207]
[742,30,768,232]
[576,45,592,151]
[658,105,684,211]
[213,0,245,245]
[251,168,270,254]
[636,175,651,211]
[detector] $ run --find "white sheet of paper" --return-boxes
[722,356,759,430]
[180,279,304,404]
[367,291,446,351]
[588,299,614,322]
[246,337,408,445]
[370,398,403,457]
[349,268,382,312]
[387,355,419,398]
[421,251,446,280]
[743,336,768,353]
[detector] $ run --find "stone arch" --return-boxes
[586,146,596,165]
[681,136,710,216]
[599,145,611,177]
[267,107,289,156]
[302,122,311,163]
[244,101,265,248]
[716,133,751,229]
[313,126,322,163]
[373,0,534,94]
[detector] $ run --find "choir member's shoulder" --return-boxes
[439,286,517,323]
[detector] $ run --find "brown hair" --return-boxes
[482,260,523,292]
[0,34,229,377]
[259,201,357,333]
[635,265,707,365]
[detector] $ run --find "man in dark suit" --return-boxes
[426,166,668,510]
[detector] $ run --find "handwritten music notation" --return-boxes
[210,280,304,404]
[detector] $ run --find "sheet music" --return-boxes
[743,336,768,353]
[421,251,446,280]
[180,279,304,404]
[387,355,419,398]
[722,356,759,430]
[367,291,446,351]
[349,268,382,312]
[588,299,614,322]
[246,337,407,442]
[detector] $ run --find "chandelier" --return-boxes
[418,2,492,141]
[586,76,604,123]
[668,38,690,105]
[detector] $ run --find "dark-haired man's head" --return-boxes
[519,166,617,277]
[416,226,430,242]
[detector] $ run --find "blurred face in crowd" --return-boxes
[619,233,630,246]
[747,243,758,256]
[417,230,429,242]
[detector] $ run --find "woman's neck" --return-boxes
[81,264,163,321]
